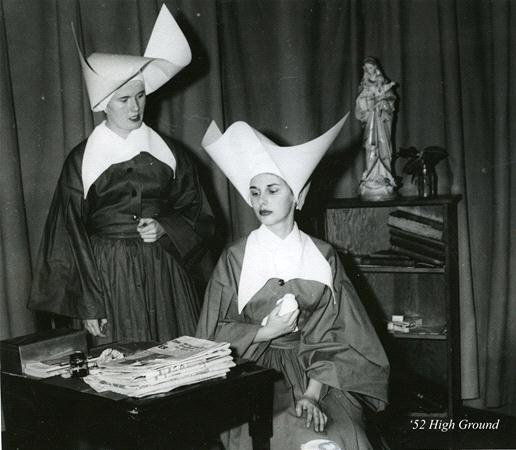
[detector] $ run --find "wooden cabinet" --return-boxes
[312,195,461,418]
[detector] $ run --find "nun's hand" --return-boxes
[137,218,165,243]
[83,318,107,337]
[255,306,299,342]
[295,396,328,432]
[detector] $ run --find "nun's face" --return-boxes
[105,80,146,138]
[249,173,296,236]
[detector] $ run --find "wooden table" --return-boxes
[2,359,277,449]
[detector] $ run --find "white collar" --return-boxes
[238,223,334,313]
[81,121,176,198]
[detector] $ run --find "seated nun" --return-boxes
[196,114,389,450]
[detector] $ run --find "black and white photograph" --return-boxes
[1,0,515,449]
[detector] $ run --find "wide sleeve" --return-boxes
[28,145,106,319]
[156,142,215,267]
[196,245,269,361]
[298,247,390,411]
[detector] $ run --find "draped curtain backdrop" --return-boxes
[1,0,514,415]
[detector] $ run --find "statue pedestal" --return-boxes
[359,190,397,202]
[359,175,397,202]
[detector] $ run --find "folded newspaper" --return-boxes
[24,354,75,378]
[83,336,235,398]
[24,352,106,378]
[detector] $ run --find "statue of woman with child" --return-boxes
[355,56,398,200]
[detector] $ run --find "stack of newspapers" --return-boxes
[84,336,235,398]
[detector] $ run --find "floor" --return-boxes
[3,407,515,449]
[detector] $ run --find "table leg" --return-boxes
[248,382,274,450]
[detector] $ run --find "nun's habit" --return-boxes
[196,116,389,450]
[29,6,214,343]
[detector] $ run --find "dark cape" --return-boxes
[29,134,214,343]
[196,235,389,450]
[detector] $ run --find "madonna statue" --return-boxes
[355,57,397,200]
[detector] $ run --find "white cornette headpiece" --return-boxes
[74,5,191,112]
[201,113,349,207]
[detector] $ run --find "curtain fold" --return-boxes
[483,0,515,413]
[1,0,514,414]
[437,0,479,401]
[0,0,35,339]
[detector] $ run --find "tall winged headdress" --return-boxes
[74,5,191,111]
[201,114,349,208]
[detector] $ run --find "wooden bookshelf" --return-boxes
[312,195,461,418]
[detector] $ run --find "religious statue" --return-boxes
[355,57,397,200]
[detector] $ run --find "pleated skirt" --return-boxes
[91,235,200,344]
[222,341,372,450]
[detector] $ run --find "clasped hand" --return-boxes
[83,318,107,337]
[137,218,165,243]
[295,395,328,432]
[255,305,299,342]
[264,304,299,337]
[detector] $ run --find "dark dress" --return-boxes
[29,135,214,343]
[196,235,389,450]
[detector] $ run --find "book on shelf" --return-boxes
[390,209,444,229]
[391,245,444,267]
[352,251,416,267]
[396,206,444,224]
[389,227,445,250]
[388,209,444,241]
[389,235,445,262]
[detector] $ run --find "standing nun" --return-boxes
[196,114,389,450]
[29,6,214,344]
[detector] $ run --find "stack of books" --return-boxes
[387,207,445,266]
[84,336,235,398]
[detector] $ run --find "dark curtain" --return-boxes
[1,0,514,415]
[0,0,35,339]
